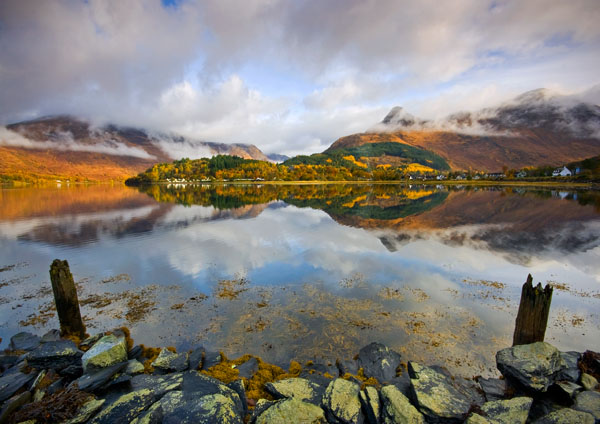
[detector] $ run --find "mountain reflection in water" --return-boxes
[0,183,599,377]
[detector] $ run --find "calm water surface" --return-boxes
[1,183,599,377]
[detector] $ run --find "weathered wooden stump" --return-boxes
[50,259,86,338]
[512,274,553,346]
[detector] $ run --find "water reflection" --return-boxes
[0,183,599,377]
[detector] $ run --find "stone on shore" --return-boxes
[255,397,326,424]
[126,359,145,375]
[236,357,259,379]
[496,342,566,392]
[359,386,381,424]
[478,377,509,401]
[573,390,600,421]
[556,351,581,383]
[40,329,62,343]
[130,372,183,396]
[82,334,128,373]
[581,373,598,391]
[408,362,475,423]
[89,388,157,424]
[26,340,83,370]
[380,384,425,424]
[72,361,128,392]
[202,351,222,369]
[478,396,533,424]
[0,369,35,402]
[64,398,106,424]
[0,390,32,423]
[337,358,359,376]
[9,332,41,352]
[531,407,595,424]
[151,349,189,373]
[322,378,364,424]
[358,342,401,383]
[266,377,324,404]
[160,392,242,424]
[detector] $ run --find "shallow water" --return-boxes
[1,183,599,377]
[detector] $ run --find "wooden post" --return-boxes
[50,259,86,338]
[512,274,553,346]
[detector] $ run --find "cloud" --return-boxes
[1,0,599,154]
[0,126,155,159]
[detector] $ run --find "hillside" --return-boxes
[0,116,271,182]
[327,89,600,172]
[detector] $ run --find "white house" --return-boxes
[552,166,572,177]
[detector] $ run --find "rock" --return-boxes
[73,361,128,392]
[358,343,401,383]
[251,399,276,424]
[388,372,412,397]
[496,342,567,392]
[408,362,475,423]
[129,401,163,424]
[553,381,582,402]
[130,372,183,395]
[380,385,425,424]
[102,374,131,391]
[79,334,104,351]
[0,370,35,402]
[300,371,335,387]
[255,397,326,424]
[477,377,509,402]
[60,364,84,378]
[41,329,62,343]
[128,345,143,361]
[322,378,364,424]
[64,398,106,424]
[556,351,581,383]
[82,334,128,373]
[9,332,41,351]
[479,396,533,424]
[464,414,496,424]
[359,386,381,424]
[89,388,157,424]
[47,377,65,395]
[227,380,248,417]
[29,369,47,392]
[202,350,221,369]
[27,340,83,370]
[180,371,243,415]
[0,355,18,371]
[573,391,600,422]
[126,359,145,375]
[531,407,595,424]
[188,346,205,370]
[0,390,31,423]
[162,393,242,424]
[266,378,324,404]
[151,349,189,373]
[337,358,359,376]
[236,357,259,379]
[581,373,598,391]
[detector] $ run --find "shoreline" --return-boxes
[1,327,598,423]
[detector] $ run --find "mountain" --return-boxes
[327,88,600,171]
[266,153,290,163]
[0,115,272,181]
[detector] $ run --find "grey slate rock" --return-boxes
[581,373,599,391]
[236,357,259,379]
[552,381,582,403]
[496,342,567,392]
[573,390,600,422]
[64,398,106,424]
[89,388,157,424]
[130,372,183,395]
[41,329,62,343]
[337,358,359,376]
[408,361,475,423]
[0,370,35,402]
[0,390,32,423]
[532,407,595,424]
[380,385,425,424]
[358,343,401,383]
[180,371,243,415]
[227,379,248,416]
[266,378,325,405]
[322,378,365,424]
[388,372,412,397]
[9,332,41,351]
[480,396,533,424]
[162,392,243,424]
[82,334,128,373]
[188,346,205,370]
[26,340,83,370]
[359,385,382,424]
[60,364,84,379]
[202,350,221,369]
[128,345,143,361]
[255,397,326,424]
[151,349,189,373]
[126,359,145,375]
[47,377,65,395]
[477,377,509,401]
[251,399,276,424]
[556,351,581,383]
[73,362,128,392]
[0,355,18,371]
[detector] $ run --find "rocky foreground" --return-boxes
[0,329,599,423]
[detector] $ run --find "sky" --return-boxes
[1,0,599,156]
